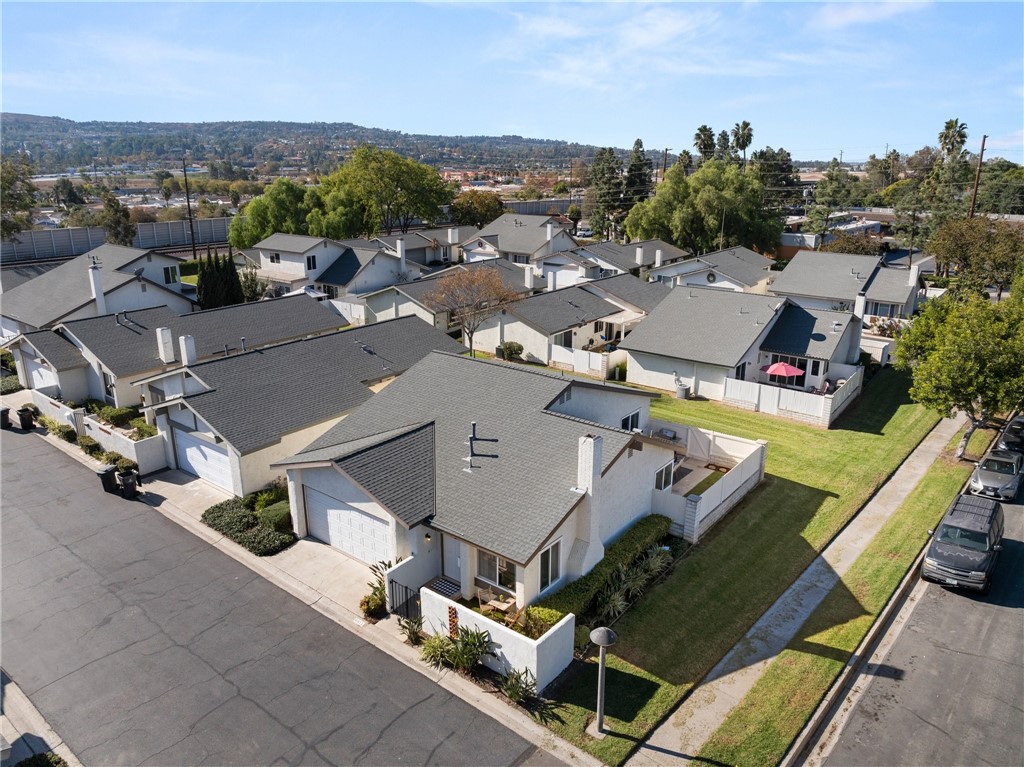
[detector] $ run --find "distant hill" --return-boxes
[1,113,635,175]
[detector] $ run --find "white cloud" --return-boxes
[808,1,929,32]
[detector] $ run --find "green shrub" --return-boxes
[38,414,60,435]
[398,615,425,645]
[360,590,387,618]
[536,514,670,622]
[501,341,524,360]
[574,624,592,654]
[257,499,293,533]
[254,482,288,511]
[241,491,260,510]
[56,424,77,443]
[497,667,537,705]
[0,348,15,371]
[77,435,101,456]
[1,374,23,394]
[448,626,494,674]
[178,259,202,277]
[101,450,126,465]
[202,498,258,537]
[83,399,106,415]
[115,457,139,473]
[13,752,69,767]
[98,405,138,428]
[233,526,296,556]
[129,417,157,440]
[420,634,451,669]
[524,606,564,638]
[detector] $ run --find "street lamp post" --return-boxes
[590,626,618,735]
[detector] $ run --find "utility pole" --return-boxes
[662,148,669,185]
[839,149,843,165]
[968,134,988,218]
[182,155,199,263]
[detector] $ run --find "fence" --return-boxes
[681,446,766,543]
[722,367,863,427]
[549,344,617,378]
[419,589,575,693]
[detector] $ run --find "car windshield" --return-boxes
[937,524,990,552]
[980,459,1016,475]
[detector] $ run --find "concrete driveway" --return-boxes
[1,431,554,766]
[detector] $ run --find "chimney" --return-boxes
[547,223,554,240]
[575,434,603,494]
[854,291,866,320]
[179,335,197,366]
[908,264,919,286]
[635,246,644,266]
[88,261,106,315]
[655,249,664,268]
[524,267,535,290]
[397,238,406,274]
[448,227,459,245]
[546,271,556,292]
[156,327,175,364]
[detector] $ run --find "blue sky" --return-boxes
[2,2,1021,162]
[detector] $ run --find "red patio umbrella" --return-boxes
[762,361,804,378]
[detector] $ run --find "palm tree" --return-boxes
[693,125,715,165]
[938,118,968,160]
[731,121,753,170]
[676,150,693,176]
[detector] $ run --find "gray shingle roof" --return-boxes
[20,330,88,371]
[698,247,774,287]
[618,286,787,367]
[61,295,344,377]
[0,244,185,329]
[290,352,637,564]
[863,267,918,305]
[182,316,466,455]
[759,305,850,360]
[253,233,328,254]
[769,251,883,304]
[585,273,671,313]
[0,262,63,292]
[469,213,566,256]
[508,285,620,335]
[580,239,690,272]
[316,247,377,287]
[393,259,531,309]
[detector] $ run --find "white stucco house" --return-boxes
[648,246,775,294]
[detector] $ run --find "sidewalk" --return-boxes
[2,671,82,767]
[5,421,600,767]
[627,413,967,766]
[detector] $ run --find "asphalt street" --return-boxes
[824,492,1024,767]
[1,431,559,767]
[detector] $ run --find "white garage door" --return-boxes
[174,428,233,492]
[26,358,59,392]
[304,486,391,564]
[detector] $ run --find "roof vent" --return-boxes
[831,321,842,333]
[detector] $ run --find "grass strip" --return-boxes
[697,452,974,767]
[687,470,725,497]
[542,369,941,765]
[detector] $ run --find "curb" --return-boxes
[1,670,83,767]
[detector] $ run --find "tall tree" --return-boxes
[819,232,880,256]
[806,159,856,243]
[675,150,693,176]
[100,191,136,246]
[239,264,269,302]
[586,147,623,239]
[51,177,85,209]
[450,189,506,228]
[730,121,753,170]
[749,146,799,211]
[623,138,653,210]
[927,217,1024,299]
[693,125,715,165]
[974,159,1024,216]
[624,158,782,256]
[1,155,37,240]
[228,177,311,249]
[714,130,734,162]
[938,118,968,160]
[423,267,520,357]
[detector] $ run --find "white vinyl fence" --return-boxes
[723,367,863,427]
[549,344,622,379]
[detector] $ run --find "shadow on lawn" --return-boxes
[831,368,915,436]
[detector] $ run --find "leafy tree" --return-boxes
[693,125,714,164]
[239,264,268,302]
[624,158,781,256]
[197,253,244,310]
[129,207,157,224]
[623,138,653,210]
[566,204,582,230]
[905,146,939,180]
[100,192,136,246]
[228,177,311,249]
[552,180,569,195]
[730,121,753,170]
[152,170,173,186]
[586,147,623,238]
[64,207,105,228]
[1,155,37,240]
[975,159,1024,215]
[714,130,735,163]
[820,232,880,256]
[675,150,693,176]
[51,177,85,209]
[749,146,799,211]
[894,295,1024,451]
[864,150,904,193]
[451,189,506,228]
[927,217,1024,299]
[157,206,188,222]
[304,180,366,241]
[806,159,857,243]
[423,267,521,356]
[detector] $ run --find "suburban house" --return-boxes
[470,274,670,365]
[135,316,466,496]
[648,246,775,294]
[373,226,480,267]
[252,233,428,300]
[574,239,690,278]
[461,213,576,266]
[769,250,923,320]
[362,259,534,330]
[0,244,196,341]
[619,286,863,409]
[7,295,344,407]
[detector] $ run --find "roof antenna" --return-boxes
[463,421,478,472]
[223,344,229,357]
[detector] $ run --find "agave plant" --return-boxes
[598,585,629,622]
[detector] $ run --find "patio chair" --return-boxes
[504,605,526,628]
[477,587,496,614]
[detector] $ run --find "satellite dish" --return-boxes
[133,267,145,281]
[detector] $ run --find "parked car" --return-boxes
[922,494,1004,593]
[997,415,1024,454]
[576,227,593,238]
[968,449,1023,501]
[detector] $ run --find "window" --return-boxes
[735,362,747,380]
[513,254,529,265]
[554,388,572,406]
[539,541,561,592]
[478,551,516,591]
[811,360,820,376]
[621,410,640,431]
[140,283,147,292]
[553,329,573,348]
[767,353,807,385]
[306,254,317,271]
[656,461,673,491]
[594,321,606,335]
[102,371,116,403]
[269,253,281,264]
[320,284,337,300]
[163,265,178,284]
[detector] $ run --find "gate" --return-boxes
[389,580,421,620]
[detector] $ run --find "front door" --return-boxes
[443,534,461,582]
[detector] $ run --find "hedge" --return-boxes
[202,498,296,556]
[257,499,293,533]
[536,514,671,622]
[234,526,296,556]
[129,417,157,440]
[78,435,102,456]
[99,405,138,428]
[1,374,23,394]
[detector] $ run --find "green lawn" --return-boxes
[180,274,198,285]
[698,449,975,767]
[542,369,942,766]
[687,470,725,497]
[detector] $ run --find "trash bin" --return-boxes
[676,383,690,400]
[97,466,119,493]
[16,408,35,430]
[118,471,139,500]
[0,407,9,429]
